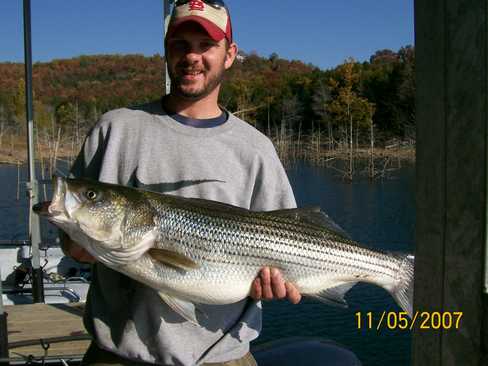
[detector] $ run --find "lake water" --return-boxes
[261,161,415,366]
[0,160,415,366]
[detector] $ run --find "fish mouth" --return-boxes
[32,176,70,220]
[32,201,52,216]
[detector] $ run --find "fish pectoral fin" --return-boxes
[310,282,357,308]
[157,292,206,324]
[148,248,200,270]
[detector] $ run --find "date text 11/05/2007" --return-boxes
[355,311,463,331]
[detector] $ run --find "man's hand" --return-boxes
[250,267,301,304]
[60,231,96,264]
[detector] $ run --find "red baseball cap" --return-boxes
[166,0,233,43]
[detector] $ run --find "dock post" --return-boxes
[0,272,9,366]
[22,0,44,303]
[413,0,488,364]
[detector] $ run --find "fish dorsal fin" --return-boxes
[148,248,199,271]
[171,196,249,214]
[269,207,350,239]
[309,281,357,308]
[158,292,206,324]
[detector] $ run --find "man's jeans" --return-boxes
[81,342,257,366]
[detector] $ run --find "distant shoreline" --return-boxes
[0,141,415,166]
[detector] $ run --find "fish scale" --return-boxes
[34,176,415,321]
[148,203,403,289]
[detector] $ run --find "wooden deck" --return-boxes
[5,303,91,362]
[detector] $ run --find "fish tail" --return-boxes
[390,253,415,317]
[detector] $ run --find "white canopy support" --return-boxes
[22,0,44,303]
[163,0,174,95]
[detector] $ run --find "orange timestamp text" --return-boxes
[355,311,463,331]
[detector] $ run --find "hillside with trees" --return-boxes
[0,46,415,170]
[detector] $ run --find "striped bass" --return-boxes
[33,176,414,323]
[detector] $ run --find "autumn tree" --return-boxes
[327,58,375,179]
[396,46,415,139]
[361,47,415,141]
[12,79,26,129]
[312,81,333,150]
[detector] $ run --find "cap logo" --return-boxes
[188,0,205,11]
[169,1,231,42]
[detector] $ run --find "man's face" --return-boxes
[166,23,236,100]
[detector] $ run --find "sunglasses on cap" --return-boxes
[175,0,227,9]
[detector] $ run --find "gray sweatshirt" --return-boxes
[70,101,296,365]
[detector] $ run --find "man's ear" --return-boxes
[224,42,238,70]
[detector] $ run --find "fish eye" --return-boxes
[85,190,98,201]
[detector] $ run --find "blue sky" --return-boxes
[0,0,413,70]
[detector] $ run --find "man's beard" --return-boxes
[169,63,225,100]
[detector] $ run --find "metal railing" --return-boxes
[0,240,60,249]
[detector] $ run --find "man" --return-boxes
[63,1,301,365]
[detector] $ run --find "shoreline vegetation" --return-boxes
[0,129,414,181]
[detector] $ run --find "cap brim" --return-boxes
[167,16,226,42]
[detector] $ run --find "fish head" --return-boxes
[35,176,154,254]
[51,176,129,245]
